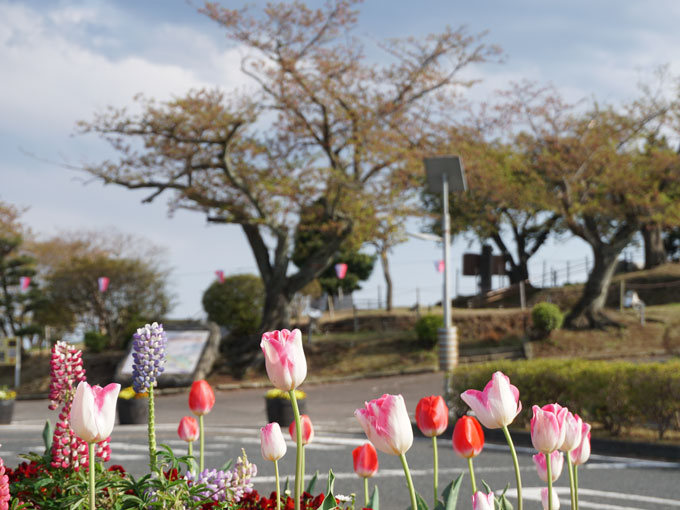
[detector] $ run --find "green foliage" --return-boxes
[531,302,563,333]
[202,274,264,337]
[449,359,680,439]
[415,314,443,348]
[83,330,109,353]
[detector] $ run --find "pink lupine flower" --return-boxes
[559,411,583,452]
[0,455,8,510]
[531,404,568,453]
[570,421,592,465]
[472,490,495,510]
[70,381,121,444]
[532,450,564,482]
[541,487,560,509]
[460,371,522,429]
[260,329,307,391]
[48,341,86,410]
[355,394,413,455]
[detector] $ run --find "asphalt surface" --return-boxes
[2,372,680,509]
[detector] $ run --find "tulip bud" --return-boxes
[532,450,564,482]
[472,491,495,510]
[415,395,448,437]
[461,371,522,429]
[352,442,379,478]
[355,394,413,456]
[260,329,307,391]
[260,422,287,461]
[452,415,484,459]
[570,421,592,465]
[541,487,560,510]
[177,416,199,443]
[189,380,215,416]
[560,411,583,452]
[289,414,314,445]
[70,381,121,444]
[531,404,568,453]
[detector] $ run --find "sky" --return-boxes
[1,0,678,318]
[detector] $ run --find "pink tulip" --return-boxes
[289,414,314,445]
[355,394,413,455]
[260,329,307,391]
[472,491,495,510]
[570,421,592,465]
[177,416,199,443]
[531,404,567,453]
[460,371,522,429]
[352,442,379,478]
[70,381,121,444]
[415,395,449,437]
[260,422,287,461]
[541,487,560,510]
[532,451,564,482]
[559,411,583,452]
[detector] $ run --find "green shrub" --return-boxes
[415,314,443,348]
[202,274,264,338]
[449,359,680,439]
[84,330,108,352]
[531,302,563,333]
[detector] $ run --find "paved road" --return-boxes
[2,372,680,509]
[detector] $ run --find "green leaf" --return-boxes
[41,419,53,456]
[317,469,338,510]
[497,495,513,510]
[440,473,464,510]
[284,476,290,494]
[220,458,234,471]
[481,479,493,494]
[306,470,319,494]
[416,492,429,510]
[367,485,379,510]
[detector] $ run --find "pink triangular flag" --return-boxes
[335,263,348,279]
[435,260,445,273]
[215,270,225,283]
[98,276,110,292]
[20,276,31,291]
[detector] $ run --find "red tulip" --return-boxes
[352,442,379,478]
[415,395,449,437]
[452,415,485,459]
[189,380,215,416]
[289,414,315,445]
[177,416,199,442]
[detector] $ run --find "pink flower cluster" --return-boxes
[48,341,86,410]
[48,341,111,470]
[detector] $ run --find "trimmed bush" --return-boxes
[202,274,264,338]
[531,302,563,333]
[84,330,108,353]
[415,314,443,348]
[449,359,680,439]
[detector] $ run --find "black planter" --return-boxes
[0,400,14,424]
[117,398,148,425]
[265,397,307,427]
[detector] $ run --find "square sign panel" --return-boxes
[424,156,467,194]
[120,330,211,378]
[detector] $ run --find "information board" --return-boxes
[0,338,17,366]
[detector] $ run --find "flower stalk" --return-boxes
[467,457,477,494]
[88,443,95,510]
[502,425,523,510]
[432,435,439,504]
[148,384,156,472]
[289,389,303,510]
[546,451,553,510]
[399,453,418,510]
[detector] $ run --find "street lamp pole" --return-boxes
[442,171,452,332]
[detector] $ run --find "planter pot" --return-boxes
[265,397,307,427]
[117,398,148,425]
[0,400,14,424]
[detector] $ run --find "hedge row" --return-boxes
[449,359,680,439]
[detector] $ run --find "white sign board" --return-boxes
[120,330,211,377]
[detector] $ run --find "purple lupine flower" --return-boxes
[131,322,167,393]
[185,451,257,503]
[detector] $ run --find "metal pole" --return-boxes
[442,172,451,330]
[519,280,526,310]
[14,339,21,389]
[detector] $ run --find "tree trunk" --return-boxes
[379,248,393,312]
[260,288,292,333]
[642,223,666,269]
[565,246,620,329]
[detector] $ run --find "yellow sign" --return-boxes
[0,338,17,366]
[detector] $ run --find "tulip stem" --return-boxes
[289,390,303,510]
[275,458,281,510]
[546,452,553,510]
[502,425,523,510]
[199,415,205,472]
[363,477,369,507]
[399,453,418,510]
[188,440,193,459]
[567,455,576,510]
[432,435,439,504]
[302,444,306,495]
[467,457,477,494]
[148,384,157,473]
[88,442,95,510]
[574,465,580,510]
